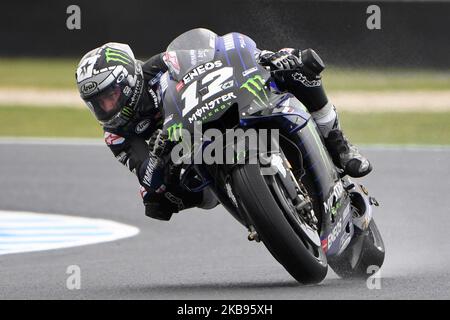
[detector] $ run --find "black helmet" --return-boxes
[76,43,144,128]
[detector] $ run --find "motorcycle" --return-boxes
[157,28,385,284]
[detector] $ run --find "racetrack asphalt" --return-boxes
[0,142,449,299]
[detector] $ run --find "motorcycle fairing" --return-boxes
[160,31,311,135]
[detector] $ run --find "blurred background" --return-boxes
[0,0,449,143]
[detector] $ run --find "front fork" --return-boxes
[265,152,319,230]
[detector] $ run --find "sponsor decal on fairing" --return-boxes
[182,60,223,85]
[223,34,235,51]
[242,67,258,77]
[163,114,174,125]
[188,92,237,123]
[238,34,246,48]
[176,81,185,92]
[149,71,163,86]
[323,180,345,215]
[163,51,181,75]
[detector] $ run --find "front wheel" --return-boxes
[231,163,328,284]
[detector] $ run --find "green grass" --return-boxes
[0,58,79,89]
[1,58,450,91]
[339,112,450,145]
[1,106,449,145]
[325,67,450,92]
[0,106,102,138]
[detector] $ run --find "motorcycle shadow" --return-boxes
[142,277,383,293]
[94,276,387,299]
[108,279,303,298]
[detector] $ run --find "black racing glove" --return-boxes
[258,50,302,71]
[148,129,169,157]
[258,48,326,92]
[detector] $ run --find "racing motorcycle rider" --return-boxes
[75,41,371,221]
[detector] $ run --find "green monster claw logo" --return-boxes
[167,123,183,142]
[330,201,342,216]
[240,75,269,106]
[120,106,134,119]
[104,47,132,65]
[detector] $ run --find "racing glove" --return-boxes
[257,49,302,71]
[148,128,169,157]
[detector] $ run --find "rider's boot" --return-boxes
[311,102,372,178]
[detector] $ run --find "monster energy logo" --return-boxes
[104,47,132,65]
[240,75,269,106]
[330,201,342,216]
[120,106,134,119]
[201,104,228,122]
[167,123,183,142]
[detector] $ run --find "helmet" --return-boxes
[76,43,144,128]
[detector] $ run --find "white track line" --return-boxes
[0,210,139,256]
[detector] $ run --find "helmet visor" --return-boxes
[84,83,128,123]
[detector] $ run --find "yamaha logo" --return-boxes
[135,119,151,134]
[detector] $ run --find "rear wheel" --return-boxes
[231,163,328,284]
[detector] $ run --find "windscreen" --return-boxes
[164,28,217,81]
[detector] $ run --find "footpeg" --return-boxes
[248,226,260,242]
